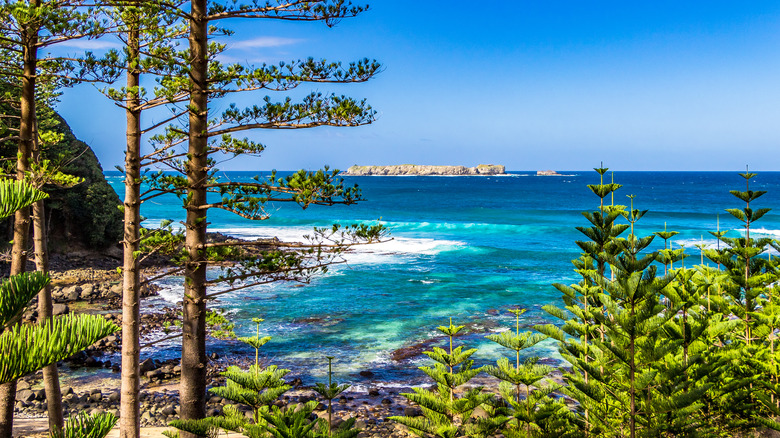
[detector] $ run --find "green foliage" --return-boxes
[0,271,51,329]
[50,412,118,438]
[205,309,236,339]
[0,313,119,384]
[0,177,118,387]
[482,310,574,437]
[313,356,356,437]
[390,319,500,438]
[0,179,49,219]
[168,318,313,437]
[537,168,780,437]
[255,401,320,438]
[165,418,219,438]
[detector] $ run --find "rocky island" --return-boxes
[344,164,506,176]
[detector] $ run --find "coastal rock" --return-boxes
[15,390,35,403]
[52,303,69,316]
[344,164,506,176]
[536,169,561,176]
[140,358,157,374]
[391,338,439,362]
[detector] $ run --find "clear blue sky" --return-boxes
[57,1,780,171]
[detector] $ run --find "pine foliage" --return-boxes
[390,319,500,438]
[484,309,574,437]
[539,167,780,436]
[0,270,50,329]
[0,179,48,220]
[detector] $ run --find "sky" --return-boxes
[56,1,780,171]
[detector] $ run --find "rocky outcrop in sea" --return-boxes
[344,164,505,176]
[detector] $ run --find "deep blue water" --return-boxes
[105,170,780,388]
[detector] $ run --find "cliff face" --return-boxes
[0,113,123,251]
[46,114,123,250]
[345,164,506,176]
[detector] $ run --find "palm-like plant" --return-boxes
[0,179,119,437]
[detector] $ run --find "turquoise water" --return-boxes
[105,171,780,387]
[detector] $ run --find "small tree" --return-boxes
[313,356,359,438]
[168,318,357,438]
[539,166,627,435]
[704,170,780,431]
[485,309,572,437]
[390,319,497,438]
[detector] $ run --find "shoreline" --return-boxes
[8,250,461,437]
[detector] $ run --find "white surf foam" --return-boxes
[211,226,467,267]
[749,228,780,237]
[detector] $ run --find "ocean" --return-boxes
[105,170,780,389]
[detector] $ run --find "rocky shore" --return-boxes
[344,164,506,176]
[11,252,423,438]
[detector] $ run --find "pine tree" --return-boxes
[540,170,722,437]
[539,166,627,435]
[168,318,354,438]
[390,319,497,438]
[208,318,291,430]
[704,170,780,432]
[313,356,359,438]
[1,54,81,433]
[88,3,187,435]
[653,265,728,436]
[116,4,387,432]
[653,223,684,276]
[0,2,119,433]
[484,309,573,437]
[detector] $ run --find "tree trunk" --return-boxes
[120,4,142,436]
[32,116,64,434]
[0,14,39,437]
[33,201,64,433]
[179,1,209,435]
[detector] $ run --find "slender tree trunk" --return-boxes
[0,15,39,437]
[33,203,64,432]
[120,5,142,436]
[179,1,209,435]
[33,205,64,432]
[630,314,636,438]
[31,116,64,434]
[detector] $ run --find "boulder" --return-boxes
[64,285,82,301]
[139,358,156,374]
[81,284,94,297]
[52,303,69,316]
[16,390,35,403]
